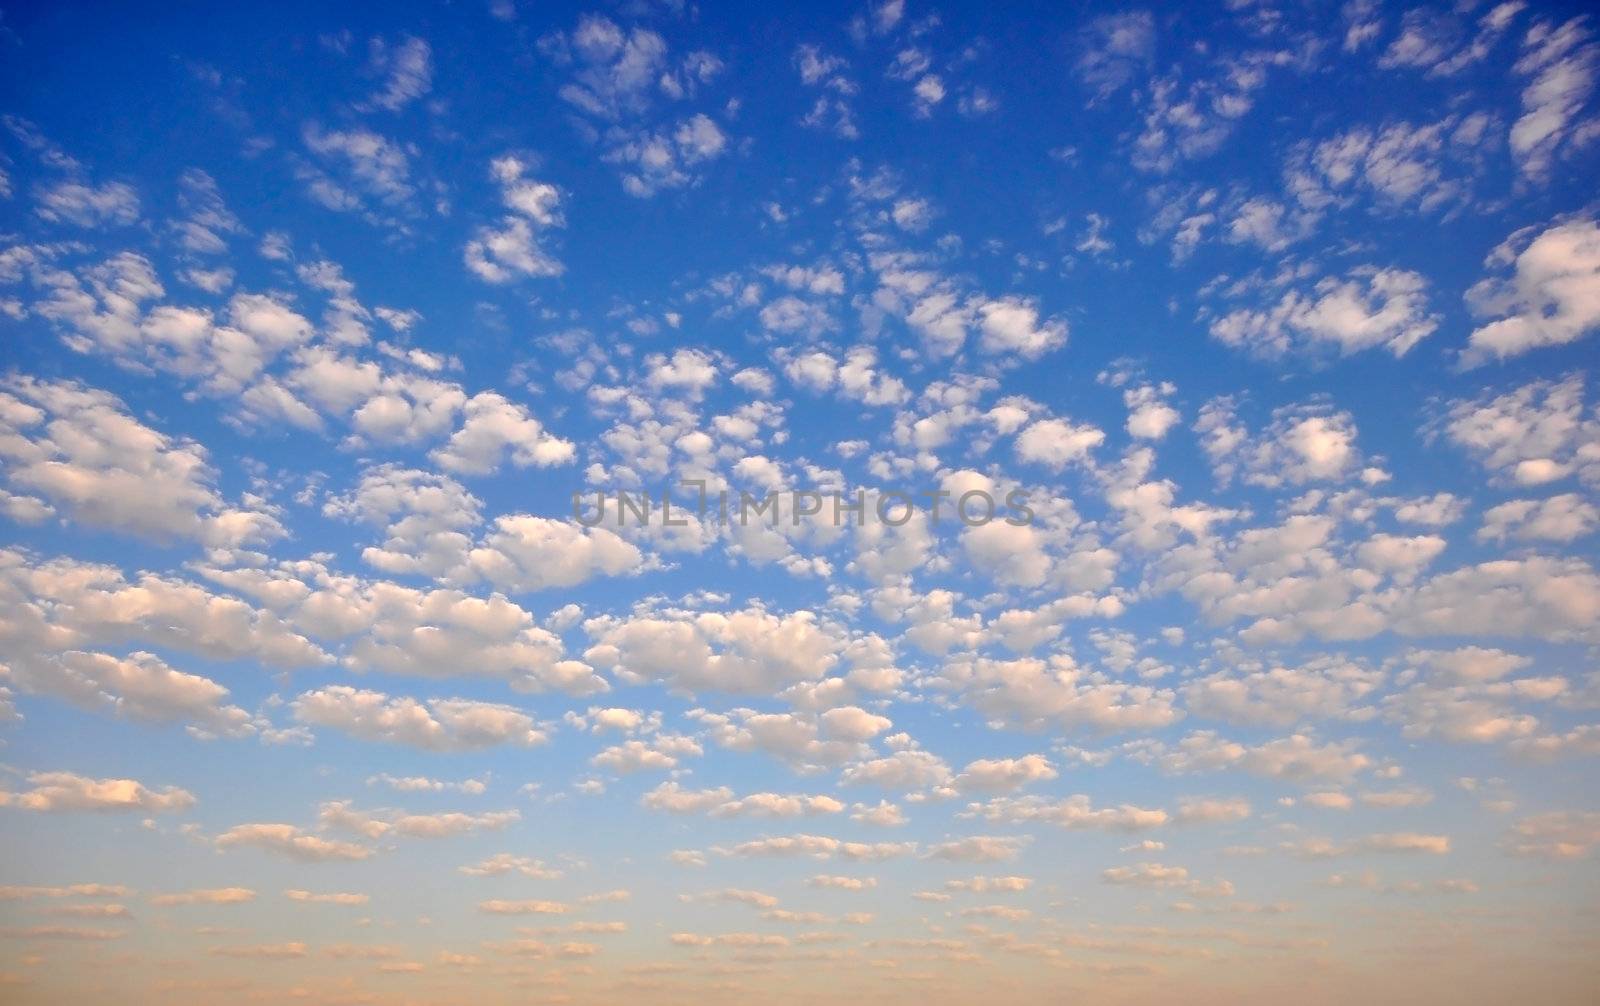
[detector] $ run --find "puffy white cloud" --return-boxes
[3,649,253,739]
[318,800,518,840]
[196,560,603,694]
[1503,811,1600,858]
[925,835,1030,863]
[693,708,874,770]
[1197,399,1363,488]
[0,551,325,733]
[851,800,906,826]
[609,114,729,198]
[591,735,701,774]
[1508,725,1600,762]
[1389,556,1600,641]
[1146,731,1372,784]
[1477,493,1598,543]
[840,748,952,791]
[669,932,788,949]
[478,899,570,915]
[1462,219,1600,365]
[933,655,1181,734]
[1437,373,1600,487]
[1286,114,1495,215]
[1209,268,1438,358]
[459,854,562,880]
[432,393,575,475]
[0,884,133,900]
[329,468,633,594]
[809,874,877,891]
[291,686,546,751]
[682,888,779,909]
[782,347,908,407]
[0,376,283,546]
[0,771,195,813]
[1014,418,1105,470]
[542,15,728,195]
[640,781,733,814]
[363,35,433,112]
[975,297,1068,358]
[469,516,642,592]
[967,794,1168,831]
[1125,48,1286,174]
[1510,18,1597,180]
[867,253,1070,361]
[215,823,371,861]
[1120,383,1180,440]
[148,888,255,907]
[300,123,415,218]
[324,464,482,580]
[712,834,917,861]
[944,875,1031,893]
[1075,12,1155,102]
[0,553,323,671]
[284,889,369,906]
[702,787,843,819]
[584,606,846,695]
[1174,796,1252,825]
[795,44,857,138]
[961,520,1053,589]
[1288,832,1451,857]
[820,706,893,742]
[1102,862,1189,887]
[34,179,139,228]
[209,942,308,959]
[953,755,1058,794]
[1182,657,1384,728]
[465,157,566,283]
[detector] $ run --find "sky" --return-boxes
[1,0,1599,1002]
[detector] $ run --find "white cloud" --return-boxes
[584,606,846,695]
[840,748,952,791]
[1477,493,1598,543]
[925,835,1029,863]
[1438,373,1600,487]
[300,123,415,216]
[934,654,1180,734]
[469,516,643,592]
[1197,399,1363,488]
[1102,862,1189,887]
[0,771,195,813]
[1503,811,1600,858]
[712,834,917,861]
[434,393,575,475]
[465,157,566,283]
[1147,731,1372,784]
[1209,268,1438,358]
[215,824,372,861]
[591,735,701,774]
[34,179,139,228]
[149,888,255,907]
[968,794,1167,831]
[0,375,283,546]
[1462,219,1600,365]
[1014,418,1105,471]
[975,297,1069,359]
[195,557,604,693]
[1510,18,1597,180]
[292,686,546,750]
[953,755,1058,794]
[364,35,433,112]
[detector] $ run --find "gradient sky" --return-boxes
[1,0,1599,1003]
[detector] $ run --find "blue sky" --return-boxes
[2,0,1599,1002]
